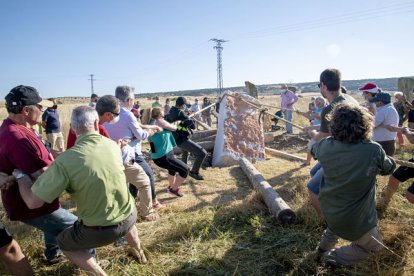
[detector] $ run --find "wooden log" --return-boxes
[173,140,214,155]
[193,118,212,130]
[265,147,306,162]
[193,134,216,143]
[191,129,217,140]
[189,102,216,118]
[239,158,296,224]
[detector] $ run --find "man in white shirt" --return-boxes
[369,92,399,156]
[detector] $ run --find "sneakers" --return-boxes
[141,212,160,222]
[45,252,65,265]
[189,171,204,180]
[114,237,128,247]
[128,248,148,264]
[321,252,342,268]
[167,186,184,197]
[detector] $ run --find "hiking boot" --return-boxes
[316,247,326,263]
[189,171,204,180]
[128,248,148,264]
[141,212,160,222]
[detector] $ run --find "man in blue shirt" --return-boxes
[42,99,64,152]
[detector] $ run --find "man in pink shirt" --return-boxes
[280,86,298,134]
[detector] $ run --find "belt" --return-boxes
[81,223,118,230]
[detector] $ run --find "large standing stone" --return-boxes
[212,91,265,167]
[245,81,258,98]
[398,77,414,103]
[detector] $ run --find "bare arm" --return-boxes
[402,127,414,144]
[14,170,45,209]
[156,118,177,131]
[308,130,330,142]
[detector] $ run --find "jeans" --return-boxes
[23,208,79,260]
[179,139,207,174]
[283,109,293,133]
[307,162,324,195]
[134,154,156,200]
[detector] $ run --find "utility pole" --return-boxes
[210,38,228,98]
[88,74,96,94]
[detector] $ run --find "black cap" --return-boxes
[5,85,53,108]
[91,93,99,99]
[176,96,190,107]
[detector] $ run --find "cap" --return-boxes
[359,82,379,93]
[5,85,53,108]
[369,92,391,104]
[91,93,99,99]
[176,96,190,107]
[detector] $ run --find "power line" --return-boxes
[229,1,414,41]
[88,74,96,94]
[210,38,228,98]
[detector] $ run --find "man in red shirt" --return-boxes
[0,85,81,264]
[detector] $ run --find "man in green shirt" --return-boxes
[306,68,359,220]
[313,103,395,266]
[17,106,147,275]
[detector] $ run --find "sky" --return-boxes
[1,0,413,98]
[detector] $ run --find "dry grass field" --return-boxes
[0,93,413,275]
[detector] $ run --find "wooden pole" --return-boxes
[193,118,212,130]
[239,158,296,224]
[193,135,216,143]
[174,141,214,155]
[265,147,306,162]
[189,102,216,118]
[191,129,217,140]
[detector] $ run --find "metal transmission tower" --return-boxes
[210,38,228,97]
[88,74,96,94]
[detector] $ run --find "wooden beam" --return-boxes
[193,135,216,143]
[193,118,212,130]
[191,129,217,140]
[174,141,214,155]
[239,158,296,224]
[265,147,306,162]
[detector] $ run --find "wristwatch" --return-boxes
[15,172,27,180]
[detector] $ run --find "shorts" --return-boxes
[307,163,324,195]
[0,222,13,248]
[408,110,414,123]
[57,207,137,251]
[392,158,414,194]
[376,140,396,156]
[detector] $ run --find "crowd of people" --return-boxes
[0,70,413,274]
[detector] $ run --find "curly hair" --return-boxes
[329,103,373,143]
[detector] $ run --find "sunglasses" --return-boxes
[111,111,120,117]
